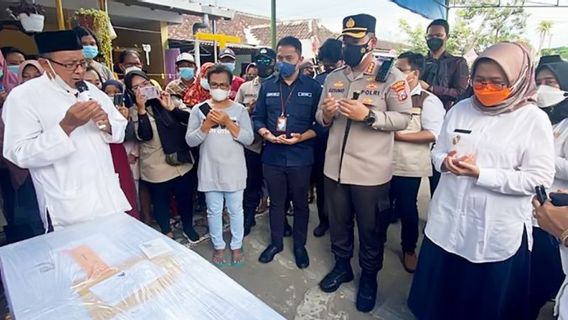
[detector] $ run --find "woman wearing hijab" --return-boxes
[100,80,140,220]
[0,51,19,107]
[184,62,214,107]
[408,42,555,320]
[125,69,198,241]
[18,60,44,84]
[0,53,44,243]
[529,59,568,319]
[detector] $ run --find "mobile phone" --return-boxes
[113,93,124,106]
[535,185,548,205]
[199,103,212,116]
[0,83,4,93]
[550,193,568,207]
[375,57,394,83]
[140,86,160,100]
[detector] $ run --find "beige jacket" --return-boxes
[316,61,412,186]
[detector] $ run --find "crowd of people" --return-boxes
[0,11,568,319]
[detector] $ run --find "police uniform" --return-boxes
[315,14,411,312]
[236,48,276,235]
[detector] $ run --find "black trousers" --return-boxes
[389,176,421,253]
[244,149,263,224]
[144,171,194,234]
[429,163,440,196]
[311,134,328,226]
[264,164,311,248]
[528,227,564,320]
[325,177,391,273]
[3,176,44,244]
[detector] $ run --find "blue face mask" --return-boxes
[222,62,236,73]
[0,69,3,79]
[83,45,99,59]
[7,65,19,74]
[179,67,195,80]
[276,61,297,78]
[200,78,210,91]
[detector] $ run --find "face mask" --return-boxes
[83,45,99,59]
[179,67,195,80]
[210,88,230,102]
[45,60,75,93]
[427,38,444,52]
[276,61,297,78]
[222,62,236,73]
[7,65,19,74]
[246,74,256,81]
[257,64,274,78]
[342,42,369,68]
[537,85,568,108]
[0,69,3,79]
[473,83,511,107]
[200,78,210,91]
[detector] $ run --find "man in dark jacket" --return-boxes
[420,19,469,111]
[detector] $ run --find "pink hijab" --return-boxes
[18,60,44,84]
[0,51,19,93]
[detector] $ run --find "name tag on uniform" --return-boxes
[454,129,472,134]
[267,92,280,97]
[298,92,312,97]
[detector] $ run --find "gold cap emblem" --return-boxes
[346,18,355,28]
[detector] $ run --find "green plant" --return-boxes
[72,8,113,67]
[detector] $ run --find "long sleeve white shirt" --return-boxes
[552,119,568,191]
[426,98,555,263]
[2,74,131,230]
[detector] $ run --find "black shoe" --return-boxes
[294,246,310,269]
[183,226,200,242]
[284,221,292,237]
[313,222,329,237]
[319,259,354,293]
[356,271,378,313]
[258,245,283,263]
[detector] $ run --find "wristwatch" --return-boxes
[363,110,376,126]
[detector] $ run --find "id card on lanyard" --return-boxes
[276,83,297,134]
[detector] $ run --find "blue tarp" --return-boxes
[391,0,448,20]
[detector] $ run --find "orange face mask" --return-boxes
[473,83,511,107]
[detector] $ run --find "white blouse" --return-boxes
[553,119,568,191]
[426,98,555,263]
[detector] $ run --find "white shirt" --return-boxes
[553,118,568,191]
[426,98,555,263]
[2,74,131,231]
[412,85,445,140]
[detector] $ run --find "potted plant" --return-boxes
[7,0,45,33]
[72,8,115,66]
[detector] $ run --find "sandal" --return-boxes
[212,250,227,268]
[231,248,244,267]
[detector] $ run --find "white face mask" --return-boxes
[46,60,75,93]
[210,88,229,102]
[537,85,568,108]
[200,78,210,90]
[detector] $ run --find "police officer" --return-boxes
[236,47,277,236]
[316,14,412,312]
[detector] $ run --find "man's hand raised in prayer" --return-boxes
[60,101,102,136]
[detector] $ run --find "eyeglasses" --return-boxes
[471,79,508,90]
[48,58,88,71]
[209,82,231,90]
[132,80,151,92]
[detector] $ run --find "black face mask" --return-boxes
[342,42,369,68]
[427,38,444,52]
[257,64,275,78]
